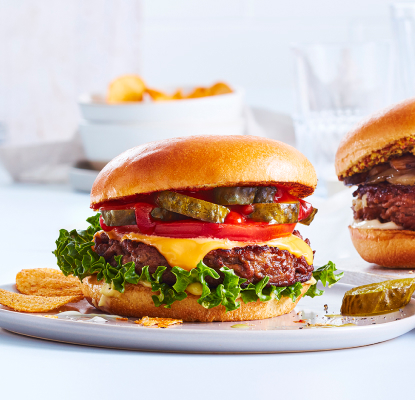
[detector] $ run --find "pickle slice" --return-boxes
[156,191,230,223]
[101,209,136,226]
[150,207,184,222]
[299,207,318,226]
[341,278,415,316]
[213,187,258,205]
[253,187,276,203]
[248,203,298,224]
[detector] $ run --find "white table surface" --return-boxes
[1,182,415,400]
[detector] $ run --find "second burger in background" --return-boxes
[336,98,415,268]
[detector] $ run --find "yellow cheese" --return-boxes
[104,231,313,271]
[99,282,122,302]
[186,282,203,296]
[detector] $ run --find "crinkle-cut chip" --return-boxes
[16,268,83,297]
[107,75,146,103]
[172,89,183,100]
[146,88,183,102]
[134,316,183,328]
[186,86,210,99]
[146,88,172,101]
[0,289,83,313]
[209,82,233,95]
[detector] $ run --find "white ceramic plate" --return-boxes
[0,283,414,353]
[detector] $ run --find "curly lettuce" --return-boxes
[305,261,344,298]
[53,214,342,312]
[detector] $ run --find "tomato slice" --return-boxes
[152,221,296,241]
[298,199,313,221]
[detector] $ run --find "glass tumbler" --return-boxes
[391,3,415,99]
[292,42,392,196]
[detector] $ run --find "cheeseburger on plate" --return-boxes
[336,99,415,268]
[54,135,340,322]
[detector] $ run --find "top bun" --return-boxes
[335,98,415,178]
[91,135,317,207]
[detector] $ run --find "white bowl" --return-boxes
[79,119,245,162]
[78,88,245,123]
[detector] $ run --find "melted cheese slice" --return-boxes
[104,231,313,270]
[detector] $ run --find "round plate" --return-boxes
[0,283,414,353]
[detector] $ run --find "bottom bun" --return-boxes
[81,275,313,322]
[349,226,415,268]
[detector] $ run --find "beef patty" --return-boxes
[353,183,415,230]
[93,231,314,288]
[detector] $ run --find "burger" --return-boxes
[54,135,340,322]
[335,98,415,268]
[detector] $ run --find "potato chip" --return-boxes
[107,74,146,103]
[0,289,83,313]
[172,89,183,100]
[16,268,82,297]
[146,88,173,102]
[134,316,183,328]
[146,88,183,102]
[209,82,233,95]
[186,86,210,99]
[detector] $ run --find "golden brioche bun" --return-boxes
[81,275,313,322]
[335,98,415,178]
[349,226,415,268]
[90,135,317,207]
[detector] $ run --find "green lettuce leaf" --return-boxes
[197,266,247,312]
[305,261,344,298]
[52,213,139,292]
[240,276,305,304]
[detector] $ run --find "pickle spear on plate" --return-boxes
[248,203,298,224]
[101,209,136,226]
[341,278,415,316]
[156,191,230,223]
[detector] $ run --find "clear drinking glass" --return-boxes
[292,42,392,196]
[391,3,415,99]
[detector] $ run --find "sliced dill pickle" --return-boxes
[156,191,230,223]
[341,278,415,316]
[213,187,258,205]
[101,209,136,226]
[299,207,318,226]
[248,203,298,224]
[253,187,277,203]
[150,207,184,221]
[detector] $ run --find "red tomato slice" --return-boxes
[152,221,296,241]
[298,199,313,221]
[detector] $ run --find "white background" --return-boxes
[0,0,395,144]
